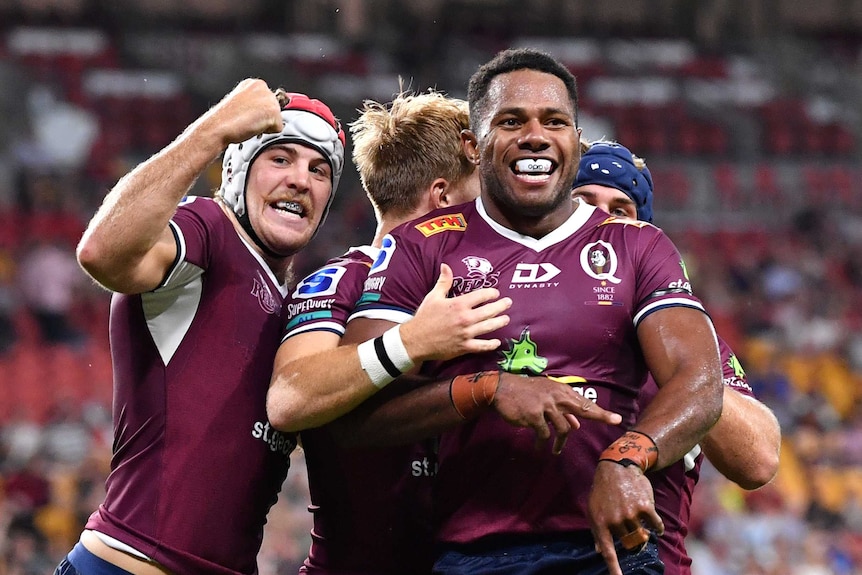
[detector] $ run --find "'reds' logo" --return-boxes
[251,275,278,314]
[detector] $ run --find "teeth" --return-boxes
[514,159,552,174]
[276,201,303,215]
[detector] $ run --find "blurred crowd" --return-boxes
[1,2,862,574]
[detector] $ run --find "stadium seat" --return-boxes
[648,166,691,208]
[753,163,782,207]
[712,163,743,209]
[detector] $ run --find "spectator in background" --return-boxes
[4,515,56,575]
[39,402,92,467]
[15,84,98,176]
[0,247,19,354]
[0,412,42,470]
[3,454,51,513]
[16,237,87,347]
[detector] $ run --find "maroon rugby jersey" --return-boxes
[643,336,755,575]
[284,247,437,574]
[350,197,710,545]
[86,197,295,575]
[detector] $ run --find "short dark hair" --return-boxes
[467,48,579,131]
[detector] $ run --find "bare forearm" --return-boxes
[268,343,381,432]
[633,378,722,470]
[635,308,724,470]
[330,371,624,450]
[701,388,781,489]
[98,131,219,239]
[269,321,432,432]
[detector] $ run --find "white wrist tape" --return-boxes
[357,325,415,389]
[381,325,414,373]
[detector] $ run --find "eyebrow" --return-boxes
[264,143,327,164]
[263,143,298,155]
[574,190,635,206]
[496,105,573,118]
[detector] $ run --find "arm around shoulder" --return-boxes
[701,388,781,489]
[267,329,382,432]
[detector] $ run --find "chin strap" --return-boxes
[236,210,291,259]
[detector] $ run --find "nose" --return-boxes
[517,119,550,150]
[286,161,312,193]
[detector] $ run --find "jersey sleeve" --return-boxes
[718,336,755,398]
[348,230,435,325]
[631,228,707,328]
[282,250,374,341]
[159,196,216,291]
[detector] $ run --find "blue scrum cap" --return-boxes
[574,142,654,222]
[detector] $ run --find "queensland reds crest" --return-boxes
[452,255,499,295]
[462,256,494,277]
[580,240,622,284]
[251,274,278,314]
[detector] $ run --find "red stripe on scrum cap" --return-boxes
[279,92,346,148]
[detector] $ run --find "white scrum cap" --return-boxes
[219,91,346,218]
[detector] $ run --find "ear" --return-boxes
[430,178,452,209]
[461,130,479,164]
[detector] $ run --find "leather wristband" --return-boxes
[599,430,658,473]
[449,371,500,419]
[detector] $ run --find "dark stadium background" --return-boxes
[1,1,861,573]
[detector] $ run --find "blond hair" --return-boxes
[350,90,473,216]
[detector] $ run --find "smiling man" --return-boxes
[57,80,345,575]
[342,48,724,575]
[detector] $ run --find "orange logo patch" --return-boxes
[598,216,649,228]
[415,213,467,237]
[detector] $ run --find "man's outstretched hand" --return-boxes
[493,374,623,454]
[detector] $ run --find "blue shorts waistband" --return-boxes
[68,542,135,575]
